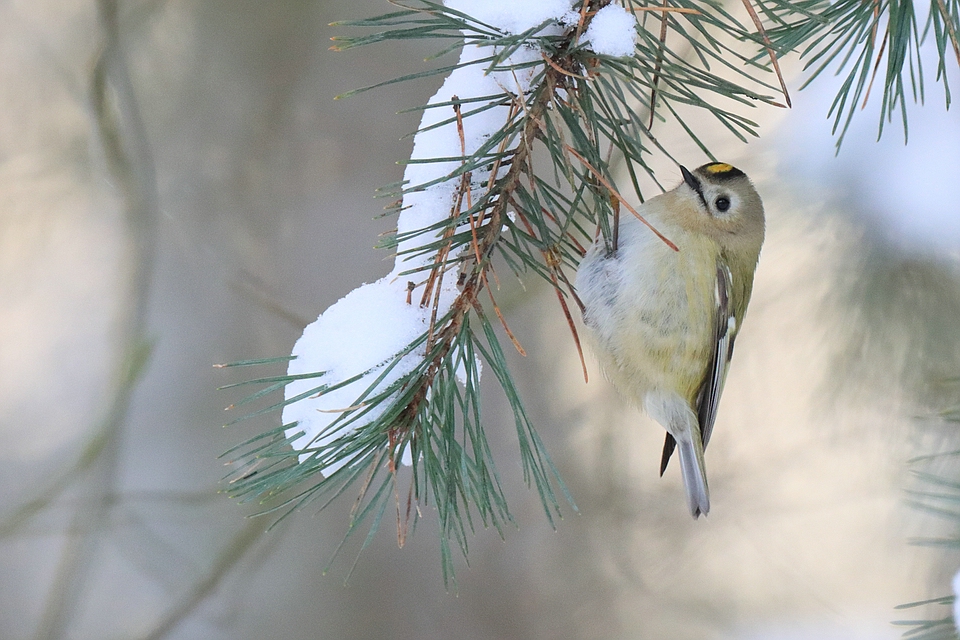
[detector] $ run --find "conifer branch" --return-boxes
[220,0,960,580]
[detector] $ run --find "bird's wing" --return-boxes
[659,259,735,475]
[697,259,736,449]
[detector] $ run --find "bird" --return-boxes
[574,162,764,518]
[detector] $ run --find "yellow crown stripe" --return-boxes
[705,163,735,174]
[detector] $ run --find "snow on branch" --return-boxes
[222,0,794,579]
[283,3,586,475]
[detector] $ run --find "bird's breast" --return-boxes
[576,220,717,402]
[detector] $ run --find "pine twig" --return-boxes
[933,0,960,68]
[564,145,678,252]
[861,28,890,110]
[739,0,792,108]
[648,0,671,130]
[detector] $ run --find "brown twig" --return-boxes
[574,0,591,42]
[397,474,415,548]
[564,145,679,251]
[485,98,521,192]
[419,184,463,308]
[484,276,527,356]
[541,52,590,80]
[454,97,484,267]
[395,80,556,442]
[631,6,700,14]
[861,28,889,110]
[537,205,588,256]
[739,0,791,108]
[934,0,960,68]
[511,207,587,381]
[648,0,671,130]
[553,257,586,315]
[317,403,368,413]
[548,251,588,383]
[351,454,381,520]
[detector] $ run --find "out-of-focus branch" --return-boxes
[33,1,160,637]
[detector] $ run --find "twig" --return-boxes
[649,0,671,130]
[933,0,960,68]
[548,252,588,383]
[553,258,586,314]
[395,80,557,445]
[631,6,700,14]
[574,0,590,42]
[861,28,889,109]
[35,1,160,636]
[485,278,527,356]
[317,403,368,413]
[454,96,484,267]
[397,475,415,548]
[511,207,586,380]
[540,206,588,256]
[739,0,791,108]
[541,52,590,80]
[419,186,463,307]
[344,451,384,558]
[564,146,678,251]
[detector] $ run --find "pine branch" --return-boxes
[763,0,960,147]
[214,0,960,580]
[895,400,960,640]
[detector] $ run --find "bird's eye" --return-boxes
[715,196,731,212]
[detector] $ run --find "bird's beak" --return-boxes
[680,165,708,212]
[680,165,701,193]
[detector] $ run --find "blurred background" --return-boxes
[3,1,960,638]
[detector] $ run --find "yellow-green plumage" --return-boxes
[575,163,764,518]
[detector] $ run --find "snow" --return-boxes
[282,0,580,472]
[396,43,542,274]
[283,278,450,469]
[583,4,636,58]
[445,0,578,35]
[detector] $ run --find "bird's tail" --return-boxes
[676,433,710,518]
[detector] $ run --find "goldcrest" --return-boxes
[575,162,764,518]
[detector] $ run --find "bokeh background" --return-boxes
[3,1,960,639]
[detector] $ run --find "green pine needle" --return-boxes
[220,0,960,584]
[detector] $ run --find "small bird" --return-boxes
[575,162,764,518]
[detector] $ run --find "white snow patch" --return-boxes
[282,0,570,474]
[445,0,578,35]
[283,277,456,470]
[583,4,636,58]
